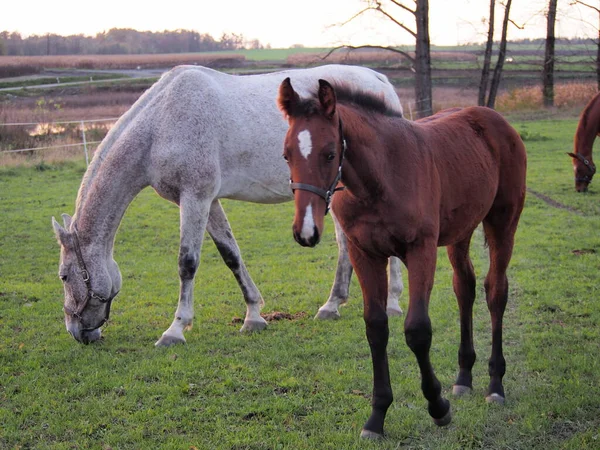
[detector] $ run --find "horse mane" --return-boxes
[574,91,600,155]
[291,81,403,119]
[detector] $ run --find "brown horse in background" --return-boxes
[568,91,599,192]
[278,78,527,438]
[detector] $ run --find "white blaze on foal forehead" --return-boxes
[297,130,312,159]
[301,203,316,241]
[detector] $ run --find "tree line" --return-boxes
[0,28,268,56]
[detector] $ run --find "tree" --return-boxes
[335,1,433,118]
[543,0,559,107]
[571,1,600,90]
[485,0,514,109]
[478,0,496,106]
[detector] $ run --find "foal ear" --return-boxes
[318,79,336,119]
[567,152,577,159]
[278,77,300,119]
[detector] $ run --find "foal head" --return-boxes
[278,78,345,247]
[567,152,596,193]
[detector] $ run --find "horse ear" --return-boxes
[567,152,576,159]
[278,77,300,119]
[318,79,336,119]
[52,216,71,246]
[61,213,72,229]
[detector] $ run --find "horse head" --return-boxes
[567,152,596,193]
[278,78,345,247]
[52,214,122,344]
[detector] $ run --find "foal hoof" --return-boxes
[360,429,384,440]
[452,385,472,397]
[155,334,186,347]
[240,319,268,332]
[433,407,452,427]
[314,309,340,320]
[485,393,505,405]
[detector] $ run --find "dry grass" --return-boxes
[0,53,246,77]
[286,49,476,66]
[496,82,598,112]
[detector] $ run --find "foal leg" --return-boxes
[404,244,451,426]
[206,199,267,332]
[155,194,212,347]
[481,221,516,404]
[347,244,393,439]
[446,236,477,396]
[316,212,404,319]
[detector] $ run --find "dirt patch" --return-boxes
[571,248,596,256]
[526,188,584,215]
[231,311,308,324]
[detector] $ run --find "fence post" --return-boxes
[81,120,89,166]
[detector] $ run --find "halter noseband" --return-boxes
[289,119,347,215]
[573,153,596,185]
[63,225,117,332]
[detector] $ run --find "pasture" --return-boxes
[0,116,599,448]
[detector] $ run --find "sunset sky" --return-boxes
[2,0,597,48]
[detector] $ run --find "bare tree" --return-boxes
[571,0,600,90]
[543,0,559,107]
[487,0,514,109]
[478,0,496,106]
[333,1,433,118]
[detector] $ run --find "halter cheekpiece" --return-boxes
[573,153,596,185]
[289,118,347,215]
[63,224,117,331]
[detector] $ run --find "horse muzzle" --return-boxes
[293,226,321,247]
[66,321,102,344]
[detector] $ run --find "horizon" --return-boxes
[1,0,597,49]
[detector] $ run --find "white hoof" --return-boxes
[314,309,341,320]
[155,334,186,347]
[360,429,384,440]
[486,393,505,405]
[240,318,268,332]
[386,306,403,316]
[452,385,472,396]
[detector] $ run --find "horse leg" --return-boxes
[315,211,353,319]
[386,256,404,316]
[481,220,517,404]
[206,199,267,332]
[315,212,403,319]
[347,243,393,439]
[446,236,477,396]
[404,243,451,426]
[155,194,212,347]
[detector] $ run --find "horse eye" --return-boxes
[283,154,289,162]
[60,274,68,282]
[326,152,336,162]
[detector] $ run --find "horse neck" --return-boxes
[574,94,600,159]
[73,145,149,256]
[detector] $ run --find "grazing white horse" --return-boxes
[52,64,404,346]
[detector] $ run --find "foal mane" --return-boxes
[290,81,403,119]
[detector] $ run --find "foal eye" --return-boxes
[282,154,289,162]
[326,152,336,162]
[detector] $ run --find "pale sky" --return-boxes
[2,0,597,48]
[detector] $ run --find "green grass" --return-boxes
[1,116,599,449]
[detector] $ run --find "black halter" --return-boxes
[573,153,596,185]
[63,225,117,332]
[289,119,347,215]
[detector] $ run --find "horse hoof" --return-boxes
[452,385,472,396]
[433,408,452,427]
[240,319,268,332]
[386,306,403,316]
[155,334,186,347]
[360,429,384,440]
[314,309,340,320]
[486,393,505,405]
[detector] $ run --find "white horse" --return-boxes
[51,64,405,346]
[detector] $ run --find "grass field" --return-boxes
[1,114,599,448]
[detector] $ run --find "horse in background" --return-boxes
[51,64,405,346]
[278,78,527,438]
[568,91,599,192]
